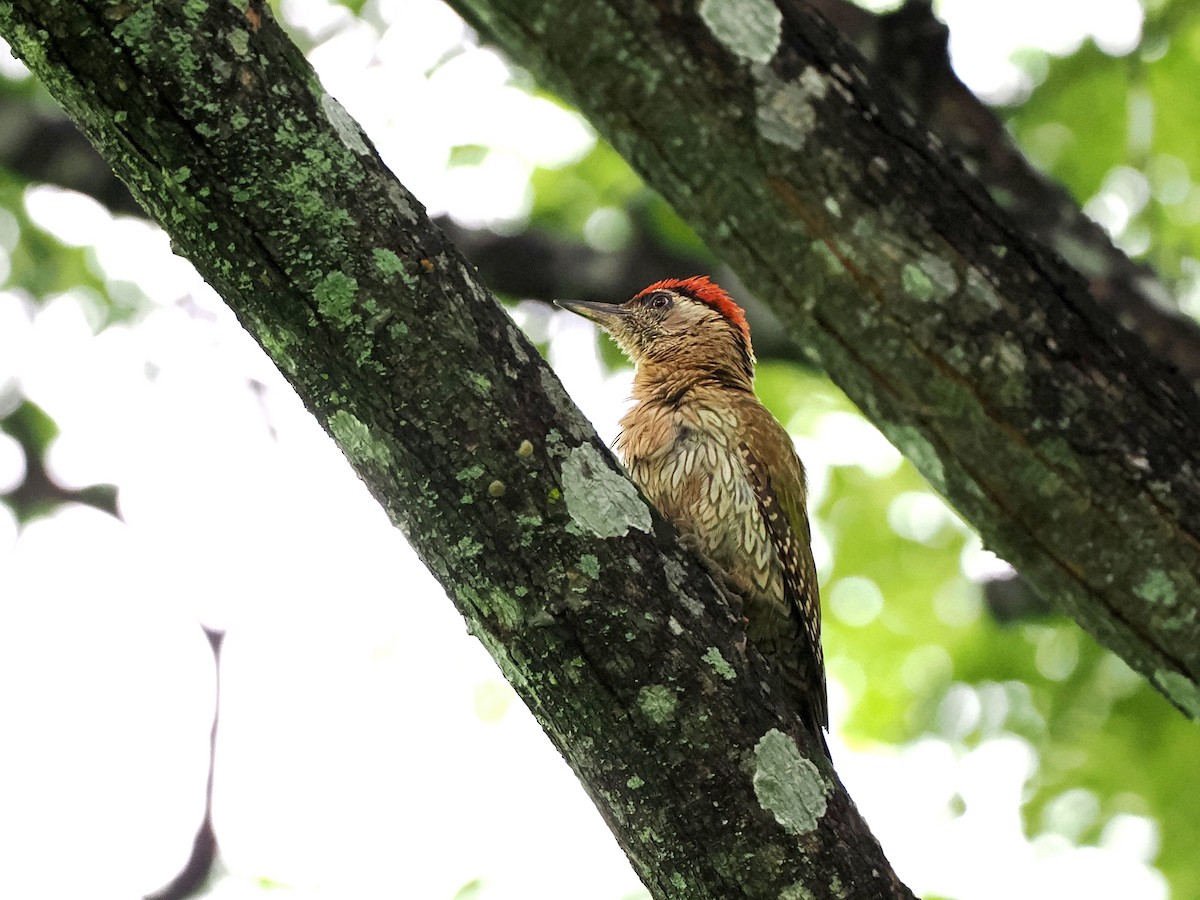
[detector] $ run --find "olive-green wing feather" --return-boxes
[738,428,828,731]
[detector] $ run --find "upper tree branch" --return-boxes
[802,0,1200,389]
[0,2,910,897]
[449,0,1200,718]
[10,1,1200,394]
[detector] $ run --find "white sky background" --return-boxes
[0,1,1168,898]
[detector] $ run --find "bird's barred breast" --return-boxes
[618,397,785,603]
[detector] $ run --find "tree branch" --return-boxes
[0,2,910,896]
[802,0,1200,389]
[448,0,1200,718]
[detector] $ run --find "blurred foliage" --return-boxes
[528,139,711,260]
[0,179,110,306]
[0,396,120,524]
[0,77,127,524]
[999,14,1200,884]
[1007,0,1200,296]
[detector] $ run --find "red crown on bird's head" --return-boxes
[634,275,752,346]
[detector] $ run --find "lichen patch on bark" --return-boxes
[560,443,652,537]
[703,646,737,681]
[1136,569,1177,606]
[699,0,781,65]
[328,409,391,468]
[753,729,829,836]
[1155,670,1200,719]
[899,251,960,304]
[779,881,817,900]
[321,93,370,155]
[637,684,678,725]
[756,68,826,151]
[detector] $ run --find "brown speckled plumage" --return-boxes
[558,277,827,734]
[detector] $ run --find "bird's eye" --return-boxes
[647,292,672,310]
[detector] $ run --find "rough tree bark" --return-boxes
[0,2,912,898]
[449,0,1200,719]
[802,0,1200,390]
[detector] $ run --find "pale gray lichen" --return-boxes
[508,324,531,364]
[994,341,1026,375]
[385,180,419,224]
[560,443,652,538]
[660,556,708,617]
[227,27,250,57]
[578,553,600,579]
[703,646,736,681]
[752,729,830,835]
[699,0,781,64]
[993,340,1029,406]
[321,93,370,156]
[756,68,826,150]
[798,67,828,100]
[915,251,960,299]
[1135,569,1176,606]
[1155,670,1200,719]
[328,409,391,467]
[901,263,934,301]
[779,882,817,900]
[965,266,1004,313]
[638,684,678,725]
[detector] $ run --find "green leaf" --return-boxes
[1,399,58,455]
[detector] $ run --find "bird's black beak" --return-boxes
[555,298,630,332]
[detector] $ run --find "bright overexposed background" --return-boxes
[0,1,1190,898]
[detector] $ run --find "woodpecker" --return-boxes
[558,276,827,737]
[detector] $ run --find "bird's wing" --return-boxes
[738,422,828,731]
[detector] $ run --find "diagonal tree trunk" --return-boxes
[0,1,912,896]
